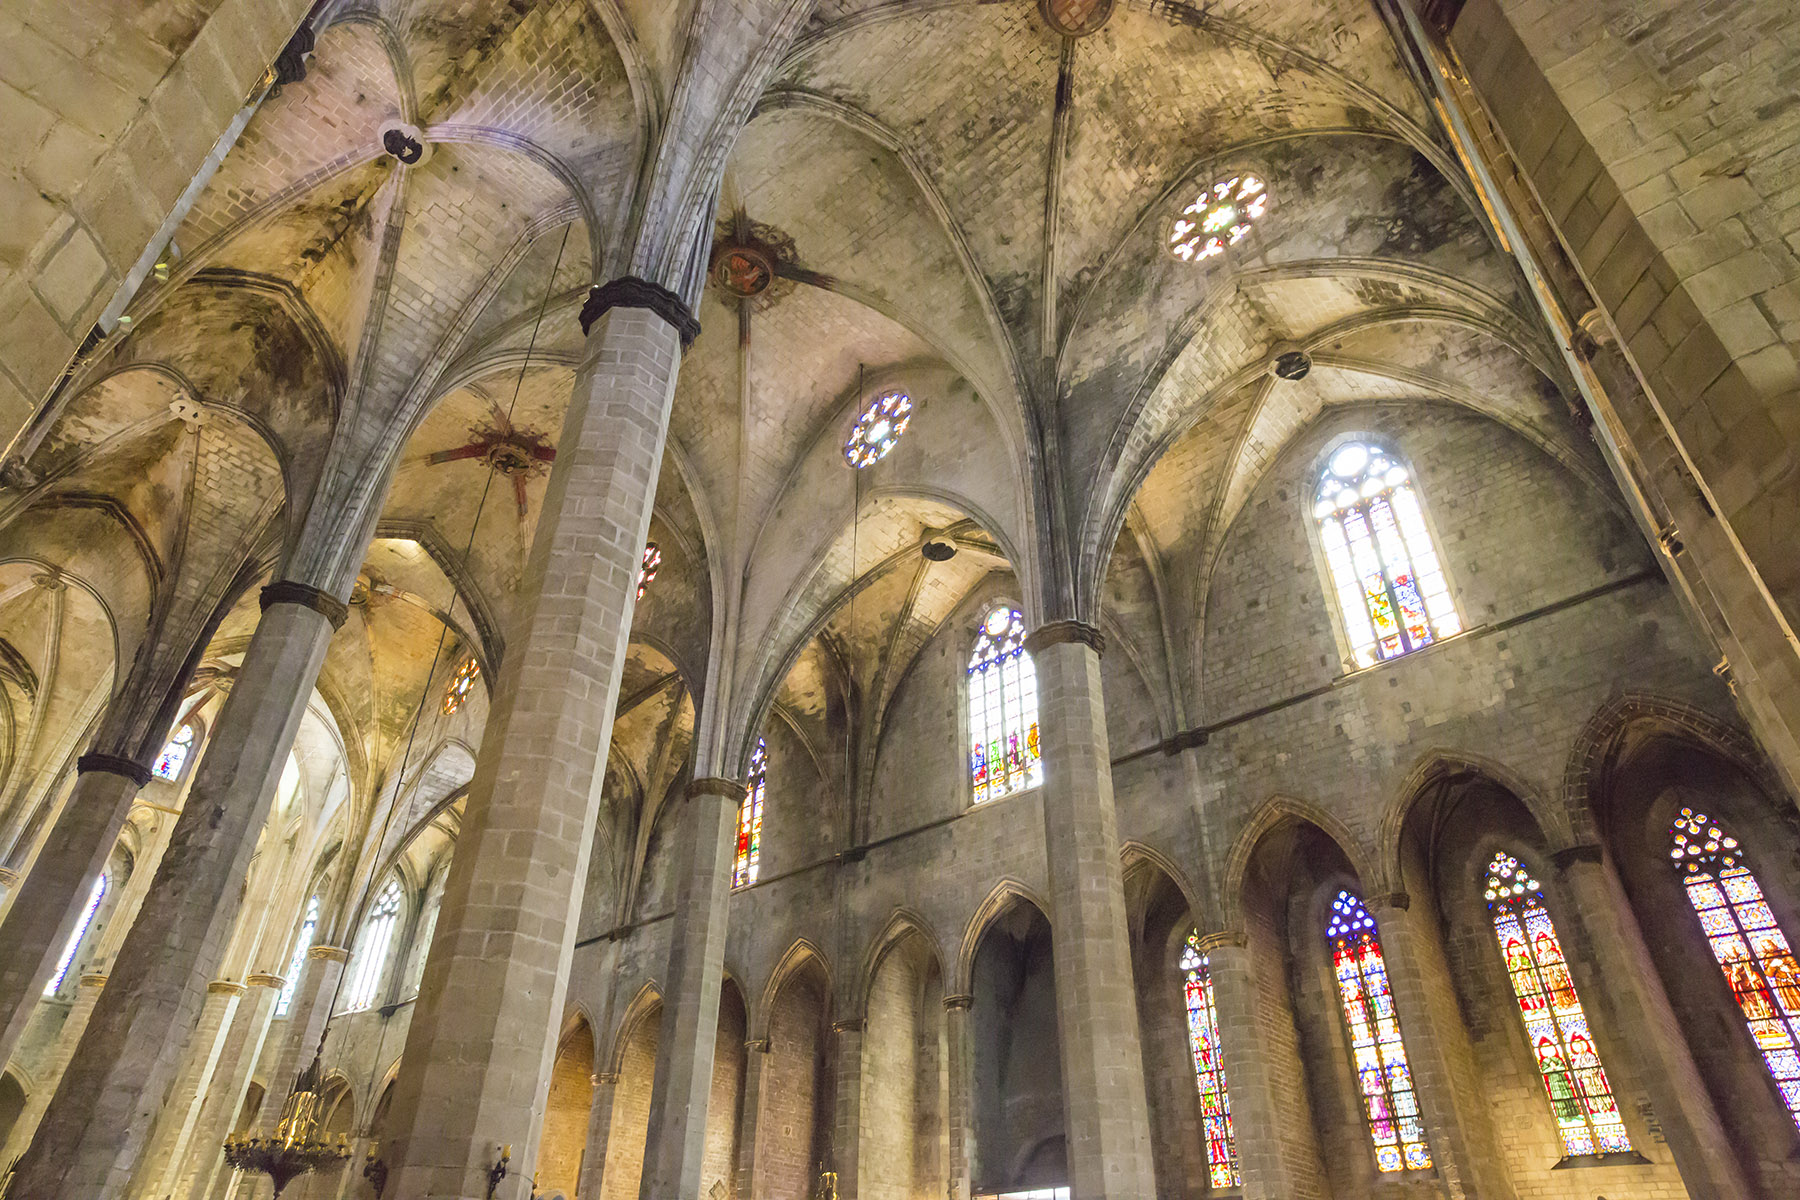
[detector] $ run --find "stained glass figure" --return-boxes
[1485,852,1632,1156]
[1314,441,1460,668]
[1168,174,1269,262]
[443,656,479,716]
[638,542,663,600]
[44,872,106,995]
[968,606,1042,803]
[1180,931,1241,1188]
[1671,807,1800,1129]
[153,723,195,781]
[1327,890,1431,1172]
[343,878,403,1012]
[733,737,767,889]
[844,391,913,468]
[277,894,320,1018]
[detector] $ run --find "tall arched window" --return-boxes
[1326,890,1431,1172]
[276,895,320,1018]
[1313,441,1460,668]
[968,606,1041,803]
[343,878,403,1013]
[732,738,767,889]
[1180,931,1240,1188]
[45,873,107,995]
[1485,852,1632,1156]
[152,723,196,781]
[1671,807,1800,1129]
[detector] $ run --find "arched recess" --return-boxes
[751,943,833,1200]
[0,1067,26,1157]
[601,988,662,1200]
[289,1076,355,1200]
[701,976,748,1200]
[537,1014,597,1199]
[968,891,1061,1195]
[859,915,948,1200]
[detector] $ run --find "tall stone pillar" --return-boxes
[0,757,148,1065]
[830,1019,864,1200]
[379,281,696,1198]
[6,582,347,1199]
[577,1071,619,1200]
[1554,846,1751,1196]
[1366,893,1505,1200]
[256,943,349,1136]
[640,778,741,1200]
[732,1038,770,1200]
[1023,621,1155,1199]
[177,972,286,1200]
[130,979,245,1199]
[942,995,973,1200]
[0,971,106,1165]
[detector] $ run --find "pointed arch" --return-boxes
[1381,751,1568,887]
[956,878,1052,995]
[755,938,834,1041]
[1221,796,1378,931]
[1120,840,1207,932]
[857,907,945,1019]
[605,981,664,1077]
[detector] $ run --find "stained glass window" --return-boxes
[44,873,107,995]
[442,656,479,715]
[733,737,767,889]
[1180,931,1240,1188]
[153,723,195,781]
[1671,807,1800,1129]
[1168,174,1269,262]
[968,606,1041,803]
[1485,852,1632,1156]
[343,878,403,1013]
[1327,890,1431,1172]
[1314,441,1460,668]
[276,895,320,1018]
[844,391,913,468]
[637,542,662,600]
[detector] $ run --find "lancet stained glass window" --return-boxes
[153,723,195,781]
[968,606,1041,803]
[1671,807,1800,1128]
[844,391,913,468]
[1168,173,1268,262]
[442,656,478,715]
[637,542,662,599]
[277,895,320,1018]
[44,872,106,995]
[1314,442,1460,668]
[733,737,767,889]
[1485,852,1632,1156]
[1327,890,1431,1172]
[1180,931,1241,1188]
[343,878,403,1012]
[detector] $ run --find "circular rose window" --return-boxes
[1168,174,1269,263]
[844,391,914,468]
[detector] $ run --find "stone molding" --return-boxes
[579,276,701,349]
[0,867,18,886]
[261,581,350,629]
[1194,930,1248,952]
[1368,891,1411,912]
[744,1037,772,1053]
[77,752,153,788]
[1023,620,1105,656]
[1551,843,1604,869]
[942,993,974,1012]
[307,944,352,963]
[79,973,107,988]
[245,973,287,989]
[688,776,748,803]
[831,1018,864,1035]
[207,980,247,996]
[594,1071,621,1085]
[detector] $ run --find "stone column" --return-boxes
[1202,935,1316,1200]
[1554,846,1751,1196]
[379,281,696,1198]
[1023,621,1155,1199]
[177,972,286,1200]
[1366,893,1503,1200]
[830,1019,864,1200]
[254,944,349,1140]
[0,757,148,1065]
[6,582,347,1200]
[0,972,105,1165]
[576,1071,619,1200]
[641,778,741,1200]
[942,996,973,1200]
[732,1038,770,1200]
[130,979,245,1199]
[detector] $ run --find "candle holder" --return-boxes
[486,1144,512,1199]
[221,1056,350,1196]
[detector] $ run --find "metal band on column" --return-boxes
[1023,620,1105,656]
[76,753,153,788]
[579,276,702,348]
[259,581,349,630]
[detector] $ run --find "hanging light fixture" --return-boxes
[221,1055,350,1196]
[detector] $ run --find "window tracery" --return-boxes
[277,894,320,1018]
[1671,807,1800,1128]
[1314,441,1460,667]
[343,878,403,1013]
[1326,890,1431,1172]
[1180,931,1240,1188]
[1485,852,1631,1156]
[637,542,662,599]
[733,737,767,889]
[1168,173,1268,262]
[968,606,1041,803]
[45,872,107,995]
[153,723,196,781]
[844,391,913,468]
[443,656,479,716]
